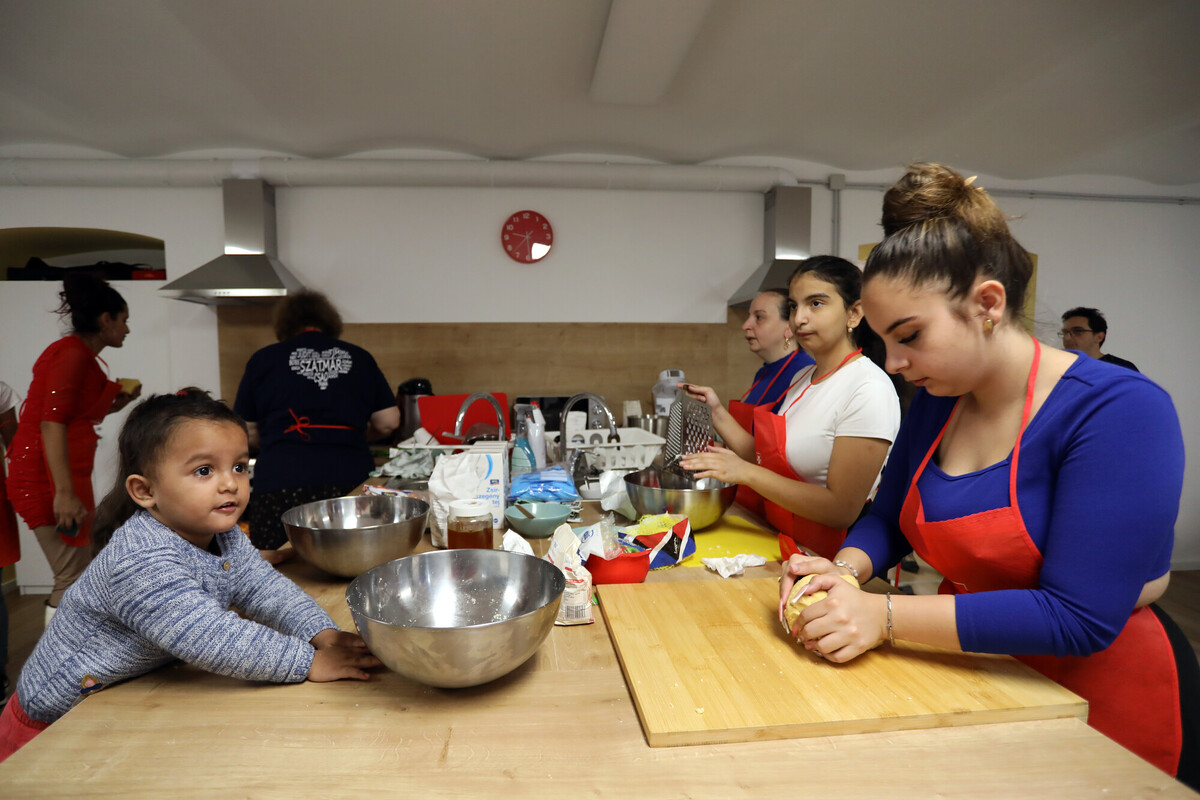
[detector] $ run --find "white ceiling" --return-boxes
[2,0,1199,187]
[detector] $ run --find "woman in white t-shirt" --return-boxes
[682,256,901,559]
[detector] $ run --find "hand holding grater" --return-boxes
[663,388,714,477]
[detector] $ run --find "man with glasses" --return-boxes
[1060,307,1139,372]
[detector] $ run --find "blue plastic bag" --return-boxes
[508,465,581,503]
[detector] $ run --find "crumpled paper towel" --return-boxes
[598,469,637,519]
[502,529,534,556]
[701,553,768,578]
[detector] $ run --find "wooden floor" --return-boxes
[4,571,1200,692]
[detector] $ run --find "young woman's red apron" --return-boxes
[729,349,801,516]
[753,350,861,561]
[898,339,1183,776]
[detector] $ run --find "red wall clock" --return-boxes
[501,210,553,263]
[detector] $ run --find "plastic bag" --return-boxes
[576,514,623,562]
[508,465,581,503]
[620,514,694,569]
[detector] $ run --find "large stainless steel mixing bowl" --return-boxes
[624,466,737,530]
[345,550,565,688]
[281,494,427,578]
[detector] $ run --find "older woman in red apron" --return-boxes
[682,257,901,561]
[727,289,813,515]
[781,163,1197,788]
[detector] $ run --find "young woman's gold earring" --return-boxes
[983,318,995,334]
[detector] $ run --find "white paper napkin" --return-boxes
[701,553,768,578]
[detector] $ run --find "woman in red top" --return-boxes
[7,274,141,623]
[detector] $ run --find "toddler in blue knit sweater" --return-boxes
[0,389,380,762]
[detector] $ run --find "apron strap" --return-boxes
[740,348,801,404]
[283,408,357,441]
[782,348,862,415]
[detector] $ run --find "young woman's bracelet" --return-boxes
[886,592,896,646]
[833,559,859,581]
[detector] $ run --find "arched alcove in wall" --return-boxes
[0,227,165,281]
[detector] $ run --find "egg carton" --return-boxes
[547,427,666,471]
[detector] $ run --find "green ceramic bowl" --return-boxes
[504,502,572,539]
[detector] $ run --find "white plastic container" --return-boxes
[652,368,685,416]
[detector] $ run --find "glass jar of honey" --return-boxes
[447,499,494,550]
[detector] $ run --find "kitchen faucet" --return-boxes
[451,392,507,443]
[558,393,621,471]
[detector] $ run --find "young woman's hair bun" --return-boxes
[867,162,1034,317]
[880,162,1000,239]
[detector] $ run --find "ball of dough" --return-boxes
[117,378,141,395]
[783,573,859,630]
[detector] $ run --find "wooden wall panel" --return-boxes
[218,306,758,423]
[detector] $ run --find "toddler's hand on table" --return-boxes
[310,628,370,651]
[307,644,381,682]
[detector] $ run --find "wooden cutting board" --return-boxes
[598,578,1087,747]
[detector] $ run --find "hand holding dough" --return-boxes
[783,572,859,631]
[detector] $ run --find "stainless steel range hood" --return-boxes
[728,185,812,306]
[160,179,302,305]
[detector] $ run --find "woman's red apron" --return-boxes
[898,339,1182,775]
[752,350,861,561]
[729,350,801,516]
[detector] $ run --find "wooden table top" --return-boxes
[0,503,1193,798]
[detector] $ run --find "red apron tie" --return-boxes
[283,408,356,441]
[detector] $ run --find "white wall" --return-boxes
[279,187,762,323]
[4,173,1200,580]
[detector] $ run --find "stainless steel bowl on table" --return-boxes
[281,494,428,578]
[345,549,565,688]
[623,465,737,530]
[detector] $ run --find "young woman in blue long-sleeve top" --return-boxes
[779,163,1197,787]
